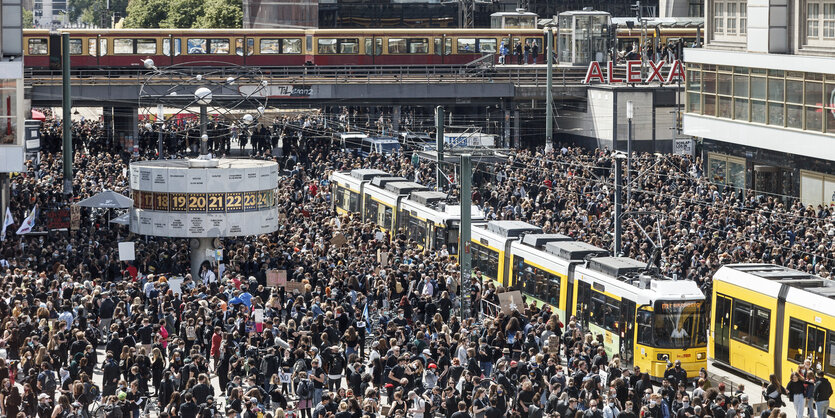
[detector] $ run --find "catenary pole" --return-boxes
[460,154,472,318]
[436,106,445,191]
[62,34,73,195]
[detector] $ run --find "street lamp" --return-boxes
[626,100,633,204]
[194,87,212,155]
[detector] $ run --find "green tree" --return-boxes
[23,9,33,28]
[123,0,168,28]
[195,0,242,29]
[69,0,128,26]
[160,0,204,28]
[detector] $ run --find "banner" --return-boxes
[70,205,80,230]
[0,207,13,241]
[45,209,71,230]
[16,204,38,235]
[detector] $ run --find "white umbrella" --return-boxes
[76,190,133,209]
[109,212,130,226]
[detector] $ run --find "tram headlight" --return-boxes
[696,352,705,360]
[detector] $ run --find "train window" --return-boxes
[409,38,429,53]
[338,38,359,54]
[364,38,382,56]
[317,38,337,54]
[114,39,133,54]
[434,38,452,55]
[457,38,476,53]
[260,39,281,54]
[388,38,406,54]
[28,38,48,55]
[788,319,806,363]
[478,38,497,53]
[137,39,156,54]
[163,39,181,56]
[236,38,254,56]
[88,39,96,56]
[69,39,83,55]
[187,39,207,54]
[209,39,230,54]
[525,37,543,48]
[100,39,107,56]
[283,39,302,54]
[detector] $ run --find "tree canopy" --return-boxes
[123,0,242,28]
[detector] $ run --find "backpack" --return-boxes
[296,380,311,399]
[41,370,57,394]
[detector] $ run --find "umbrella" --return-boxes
[76,190,133,209]
[109,212,130,225]
[31,110,46,121]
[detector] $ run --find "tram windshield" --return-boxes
[653,300,707,348]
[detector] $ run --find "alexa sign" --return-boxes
[583,60,686,84]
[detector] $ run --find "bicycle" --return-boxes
[140,395,159,418]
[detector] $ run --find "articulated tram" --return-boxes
[471,220,708,380]
[329,169,484,255]
[711,264,835,409]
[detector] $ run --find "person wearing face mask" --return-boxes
[603,395,621,418]
[102,353,121,397]
[676,396,694,418]
[584,399,604,418]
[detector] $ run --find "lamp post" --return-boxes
[626,100,633,204]
[545,25,554,153]
[195,87,212,155]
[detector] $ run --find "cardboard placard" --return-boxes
[70,205,81,230]
[266,270,287,287]
[284,280,306,294]
[168,277,184,296]
[330,232,347,247]
[118,242,136,261]
[497,290,524,315]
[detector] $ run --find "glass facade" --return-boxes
[686,63,835,135]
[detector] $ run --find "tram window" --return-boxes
[137,39,157,54]
[827,332,835,376]
[388,38,407,54]
[731,301,752,342]
[364,196,377,223]
[590,293,606,324]
[113,39,133,54]
[457,38,476,53]
[406,216,427,244]
[318,38,337,54]
[88,39,97,56]
[637,308,653,345]
[788,319,807,362]
[283,39,302,54]
[209,39,230,54]
[348,191,360,212]
[471,243,499,280]
[69,39,83,55]
[478,38,497,53]
[606,297,621,331]
[28,38,48,55]
[750,308,771,349]
[187,39,207,54]
[383,207,393,230]
[433,227,444,251]
[333,186,344,208]
[261,39,281,54]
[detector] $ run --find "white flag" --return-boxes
[0,207,13,241]
[15,204,38,235]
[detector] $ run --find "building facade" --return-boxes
[682,0,835,206]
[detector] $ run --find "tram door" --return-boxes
[622,299,636,366]
[714,295,732,363]
[806,325,827,371]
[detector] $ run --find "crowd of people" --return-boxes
[0,110,832,418]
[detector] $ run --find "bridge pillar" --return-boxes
[392,105,401,133]
[113,107,139,153]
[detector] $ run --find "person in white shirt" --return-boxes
[201,264,217,286]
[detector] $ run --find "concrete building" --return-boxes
[33,0,68,29]
[682,0,835,206]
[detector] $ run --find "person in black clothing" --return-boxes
[191,374,214,405]
[450,400,471,418]
[197,395,219,418]
[179,392,199,418]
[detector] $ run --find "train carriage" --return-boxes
[710,264,835,411]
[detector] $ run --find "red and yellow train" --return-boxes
[22,27,702,68]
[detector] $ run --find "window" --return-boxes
[348,191,359,212]
[236,38,254,56]
[209,39,230,54]
[364,196,377,223]
[714,2,725,34]
[114,39,133,54]
[163,38,181,56]
[637,308,654,345]
[471,243,499,281]
[69,39,83,55]
[318,38,336,54]
[740,2,747,34]
[826,3,835,38]
[364,38,382,56]
[713,0,747,38]
[100,39,107,56]
[513,259,561,308]
[388,38,406,54]
[788,319,807,362]
[408,38,429,53]
[283,39,302,54]
[137,39,156,54]
[338,38,358,54]
[261,39,281,54]
[88,38,97,56]
[187,39,207,54]
[806,0,835,43]
[731,300,770,350]
[479,38,497,53]
[28,38,48,55]
[827,332,835,376]
[457,38,476,53]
